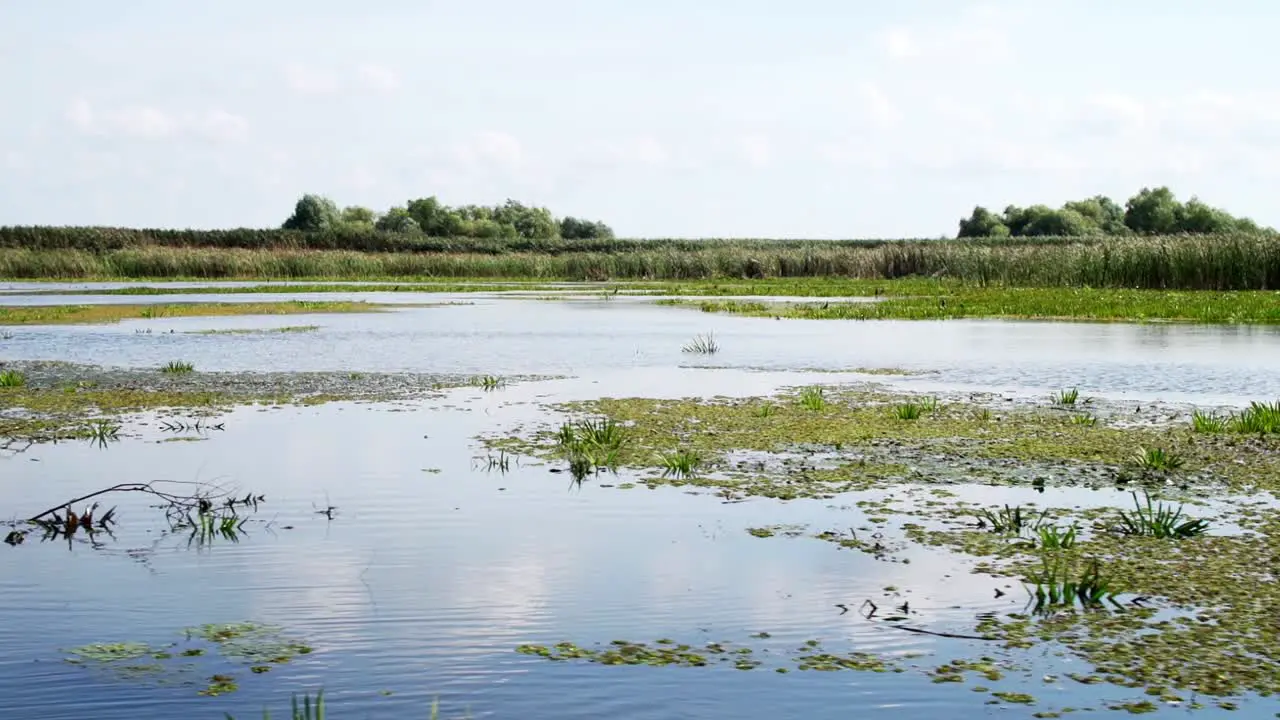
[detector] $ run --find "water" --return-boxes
[0,284,1274,719]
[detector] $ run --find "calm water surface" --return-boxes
[1,287,1275,718]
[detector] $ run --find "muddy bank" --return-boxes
[0,359,555,445]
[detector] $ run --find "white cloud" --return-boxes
[2,151,26,172]
[64,99,249,143]
[734,134,772,168]
[111,106,178,138]
[198,110,251,143]
[283,62,340,95]
[881,28,920,60]
[65,98,96,132]
[457,131,524,170]
[878,4,1016,65]
[589,136,671,169]
[357,63,401,93]
[858,82,900,127]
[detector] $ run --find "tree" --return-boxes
[340,206,377,229]
[1123,186,1181,234]
[282,194,341,231]
[374,206,420,233]
[957,206,1010,238]
[1021,208,1100,237]
[1064,195,1128,235]
[493,199,557,239]
[560,216,616,240]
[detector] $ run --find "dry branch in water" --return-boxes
[8,480,264,545]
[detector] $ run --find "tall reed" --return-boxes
[3,232,1280,290]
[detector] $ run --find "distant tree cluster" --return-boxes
[957,187,1269,239]
[282,194,615,240]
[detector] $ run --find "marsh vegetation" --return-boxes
[4,278,1280,718]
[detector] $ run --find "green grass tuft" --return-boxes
[681,332,719,354]
[161,360,195,375]
[1115,490,1209,539]
[0,369,26,387]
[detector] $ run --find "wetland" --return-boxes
[3,277,1280,718]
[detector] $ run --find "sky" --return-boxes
[2,0,1278,238]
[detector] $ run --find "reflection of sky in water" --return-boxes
[1,293,1276,717]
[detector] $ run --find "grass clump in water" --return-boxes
[162,360,196,375]
[1025,556,1121,611]
[470,374,505,390]
[1114,490,1209,539]
[976,504,1049,535]
[681,332,719,354]
[659,448,703,478]
[0,369,25,387]
[1052,388,1080,406]
[556,417,628,476]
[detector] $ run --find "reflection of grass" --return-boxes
[0,301,386,325]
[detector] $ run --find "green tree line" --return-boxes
[957,186,1272,239]
[282,193,615,240]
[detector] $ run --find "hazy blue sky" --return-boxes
[2,1,1277,237]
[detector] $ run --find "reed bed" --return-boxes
[3,232,1280,290]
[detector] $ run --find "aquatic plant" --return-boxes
[973,408,992,422]
[477,451,512,473]
[892,402,923,420]
[10,228,1280,293]
[1036,525,1078,550]
[976,504,1049,535]
[470,374,505,390]
[84,418,121,448]
[1190,409,1228,433]
[162,360,195,374]
[1070,414,1097,426]
[681,332,719,354]
[1053,388,1080,406]
[1026,556,1120,611]
[0,369,26,387]
[1114,490,1209,539]
[1229,400,1280,434]
[1189,402,1280,435]
[1131,446,1184,471]
[555,417,628,476]
[223,690,462,720]
[659,449,703,479]
[754,402,776,418]
[797,385,826,411]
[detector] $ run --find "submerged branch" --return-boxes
[24,479,258,524]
